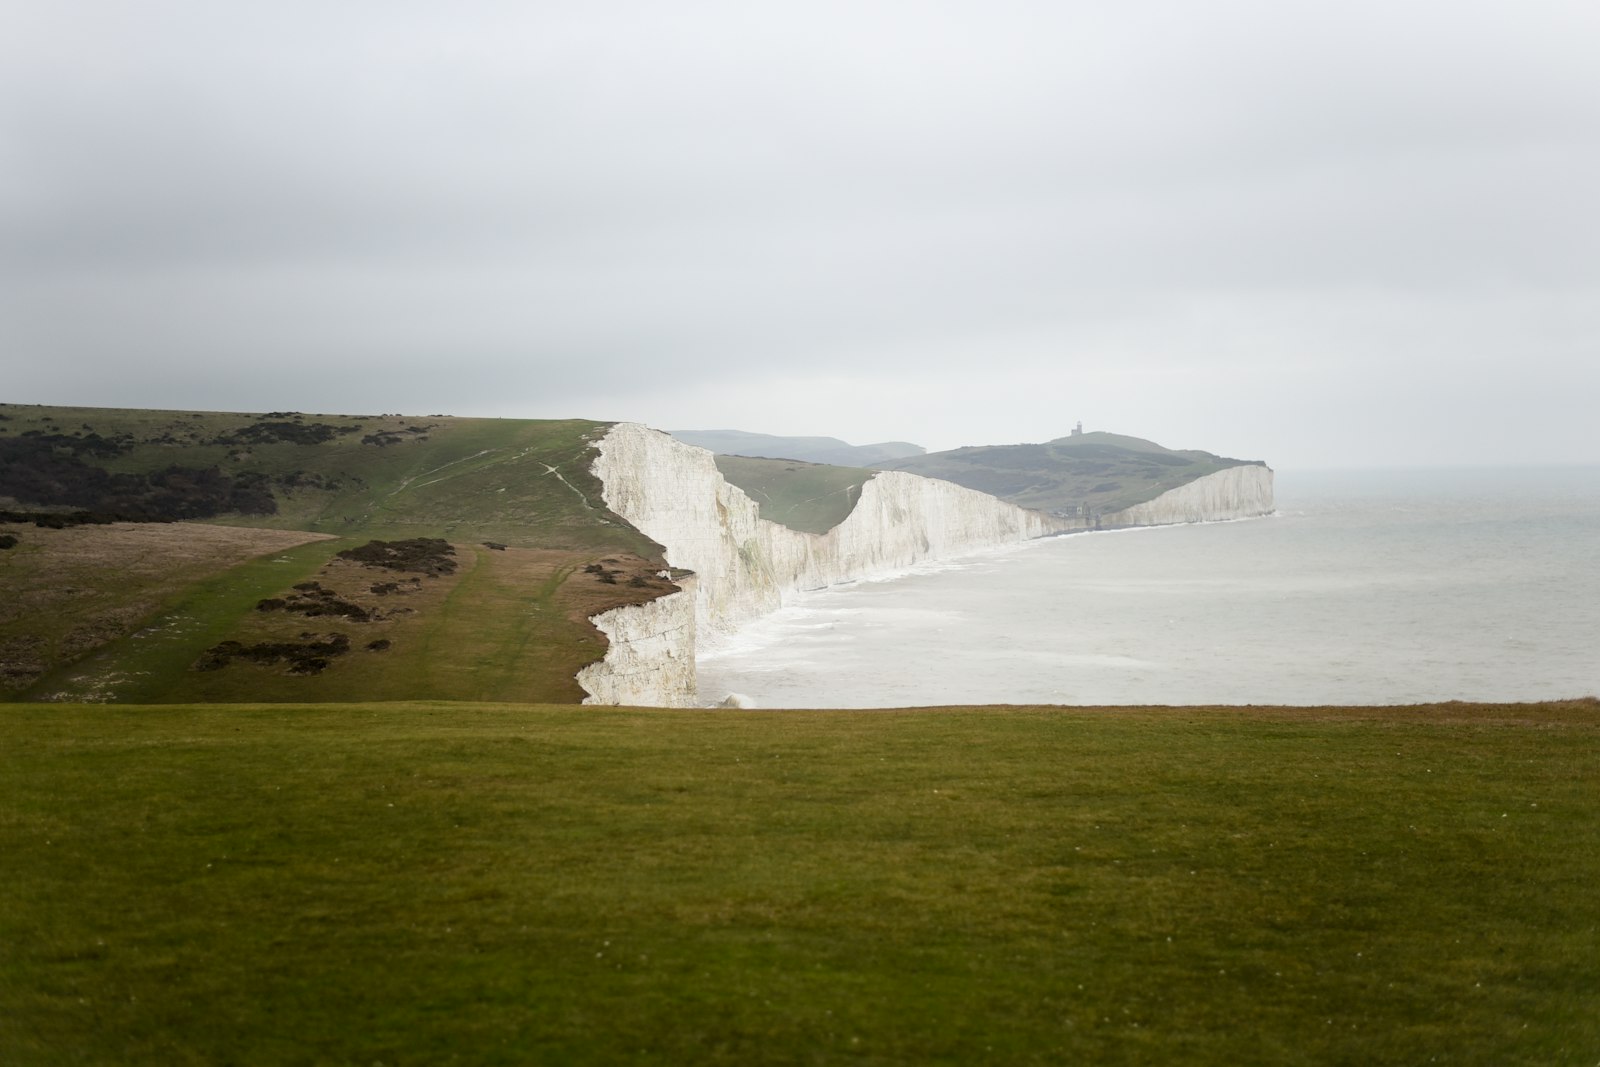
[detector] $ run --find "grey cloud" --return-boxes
[4,1,1598,467]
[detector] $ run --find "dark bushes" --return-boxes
[361,425,432,447]
[0,436,276,519]
[0,509,119,528]
[369,581,418,596]
[256,584,371,621]
[213,421,361,446]
[194,633,352,674]
[336,538,456,576]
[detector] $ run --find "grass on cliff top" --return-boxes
[0,521,334,695]
[4,700,1598,1066]
[0,402,659,556]
[7,525,671,705]
[2,405,673,704]
[713,454,874,534]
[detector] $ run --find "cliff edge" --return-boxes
[575,424,1273,707]
[1103,464,1275,526]
[577,423,1072,705]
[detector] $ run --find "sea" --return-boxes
[696,466,1600,708]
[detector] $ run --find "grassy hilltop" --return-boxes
[672,428,924,467]
[879,431,1268,518]
[0,403,670,703]
[712,454,876,534]
[676,425,1269,525]
[4,699,1597,1065]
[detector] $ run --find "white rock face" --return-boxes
[1104,464,1275,526]
[574,424,1274,705]
[577,423,1071,704]
[575,578,697,707]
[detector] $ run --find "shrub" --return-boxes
[213,421,360,446]
[0,435,276,519]
[336,539,457,576]
[194,633,352,674]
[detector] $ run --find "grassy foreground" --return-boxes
[4,701,1598,1065]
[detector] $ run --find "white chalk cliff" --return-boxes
[575,424,1275,706]
[1103,464,1275,526]
[577,423,1071,705]
[574,577,697,707]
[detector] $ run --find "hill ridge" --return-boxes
[0,403,670,704]
[878,429,1267,518]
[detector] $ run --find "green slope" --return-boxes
[0,402,658,552]
[712,454,874,534]
[878,430,1268,517]
[0,403,668,703]
[671,428,924,466]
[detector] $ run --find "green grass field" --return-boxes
[4,700,1597,1065]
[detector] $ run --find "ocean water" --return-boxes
[696,466,1600,708]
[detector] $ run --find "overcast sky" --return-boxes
[4,1,1597,469]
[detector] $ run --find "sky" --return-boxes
[3,1,1597,470]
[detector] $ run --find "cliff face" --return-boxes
[577,423,1071,704]
[574,424,1273,706]
[1104,464,1275,526]
[575,579,697,707]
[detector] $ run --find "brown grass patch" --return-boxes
[553,551,680,622]
[163,544,684,703]
[0,522,334,691]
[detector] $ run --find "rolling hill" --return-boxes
[669,428,924,467]
[2,406,1269,703]
[709,454,875,534]
[0,403,670,703]
[877,430,1269,517]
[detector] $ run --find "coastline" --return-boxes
[578,424,1278,707]
[695,467,1599,709]
[695,508,1285,657]
[578,423,1072,704]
